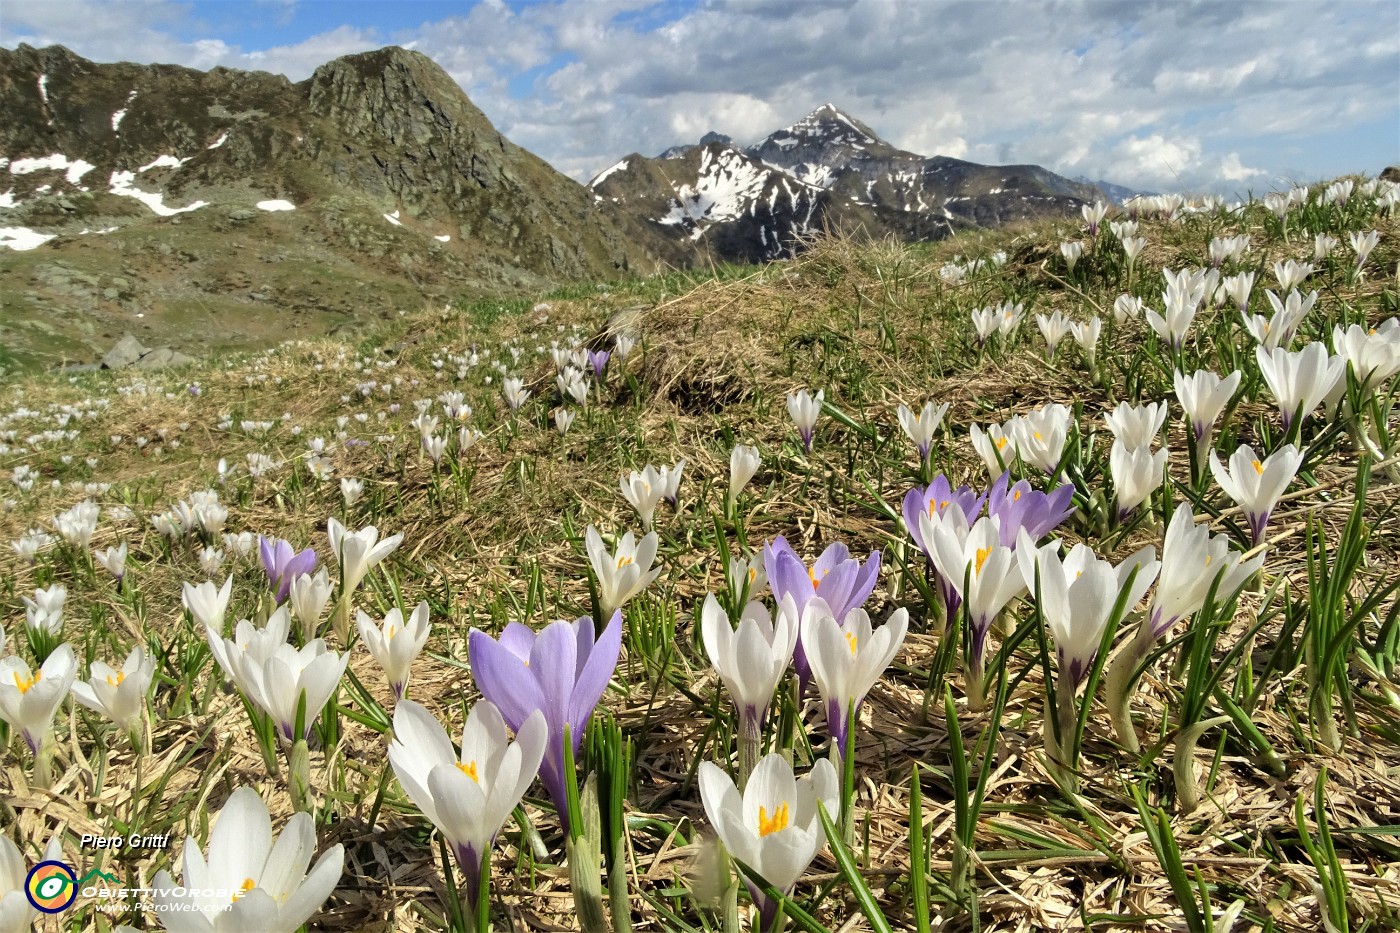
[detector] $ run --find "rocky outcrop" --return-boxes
[100,334,194,370]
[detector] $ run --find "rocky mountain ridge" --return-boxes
[0,43,676,369]
[591,103,1104,261]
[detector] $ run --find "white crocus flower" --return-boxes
[357,602,431,700]
[928,514,1026,705]
[1109,441,1167,520]
[1012,404,1071,474]
[1314,233,1339,261]
[1330,321,1400,400]
[728,444,761,511]
[969,421,1016,479]
[183,576,234,631]
[151,786,344,932]
[1113,294,1144,324]
[71,645,154,734]
[1245,288,1317,351]
[95,541,129,582]
[1210,443,1304,546]
[1059,240,1083,271]
[1120,236,1146,269]
[658,458,686,507]
[502,376,530,411]
[204,607,294,703]
[554,408,576,435]
[388,700,546,912]
[702,594,796,747]
[1147,502,1265,641]
[327,517,403,594]
[698,754,839,929]
[1104,401,1167,450]
[1255,343,1346,433]
[1221,272,1255,314]
[585,525,662,618]
[801,604,908,758]
[1349,230,1379,274]
[1174,368,1241,461]
[1037,311,1072,358]
[971,307,1000,346]
[240,638,350,744]
[1272,259,1313,292]
[53,500,99,548]
[1016,529,1158,690]
[896,400,950,463]
[725,553,768,603]
[288,568,334,645]
[621,465,666,532]
[0,643,77,754]
[340,477,365,506]
[786,388,824,453]
[1069,316,1101,371]
[22,584,65,636]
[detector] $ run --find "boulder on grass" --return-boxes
[101,334,147,369]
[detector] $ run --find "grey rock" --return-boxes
[101,334,147,369]
[133,348,194,369]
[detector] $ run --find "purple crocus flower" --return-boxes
[469,612,622,835]
[586,349,611,382]
[763,537,881,695]
[902,475,987,557]
[985,473,1076,548]
[258,536,317,603]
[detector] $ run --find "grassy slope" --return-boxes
[1,186,1399,932]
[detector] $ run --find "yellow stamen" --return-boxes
[387,624,398,641]
[233,878,256,902]
[974,546,993,576]
[106,671,126,687]
[616,555,633,569]
[747,567,758,584]
[457,760,480,783]
[758,802,791,836]
[1252,459,1264,475]
[808,567,829,589]
[1013,489,1022,501]
[13,671,39,694]
[845,631,858,656]
[995,437,1008,450]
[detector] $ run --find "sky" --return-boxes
[2,0,1397,195]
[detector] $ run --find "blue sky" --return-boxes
[3,0,1397,192]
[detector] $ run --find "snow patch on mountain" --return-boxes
[112,90,138,132]
[138,154,190,173]
[589,159,630,187]
[0,226,56,250]
[109,170,207,216]
[257,199,295,212]
[659,149,766,226]
[7,153,96,185]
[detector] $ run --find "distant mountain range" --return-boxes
[0,44,1125,368]
[589,103,1107,262]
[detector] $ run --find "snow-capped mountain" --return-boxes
[592,104,1104,261]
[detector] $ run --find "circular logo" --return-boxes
[26,860,78,913]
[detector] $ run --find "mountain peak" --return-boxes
[780,103,887,147]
